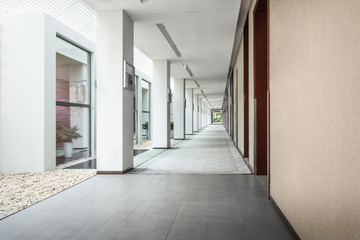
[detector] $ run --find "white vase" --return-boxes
[64,142,73,157]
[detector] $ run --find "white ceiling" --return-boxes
[84,0,240,109]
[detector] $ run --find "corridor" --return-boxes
[133,125,251,174]
[0,125,293,240]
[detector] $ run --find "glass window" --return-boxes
[56,36,93,169]
[56,37,90,105]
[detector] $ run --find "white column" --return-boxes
[202,104,207,128]
[185,88,193,135]
[202,103,205,127]
[193,94,199,132]
[0,14,56,173]
[152,60,170,148]
[208,109,211,125]
[173,79,185,139]
[97,10,134,173]
[198,96,203,130]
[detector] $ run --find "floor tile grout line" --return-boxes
[164,198,184,240]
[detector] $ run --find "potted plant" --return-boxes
[170,121,174,139]
[142,122,149,140]
[56,125,82,157]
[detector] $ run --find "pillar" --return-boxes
[173,79,185,139]
[203,105,207,127]
[185,88,193,135]
[193,94,199,131]
[152,60,170,148]
[0,14,56,173]
[97,10,134,173]
[198,96,203,130]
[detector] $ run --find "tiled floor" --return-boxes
[0,174,293,240]
[132,125,251,174]
[133,140,183,168]
[0,125,293,240]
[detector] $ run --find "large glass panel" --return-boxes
[56,36,93,169]
[56,37,90,105]
[134,76,138,144]
[142,80,151,141]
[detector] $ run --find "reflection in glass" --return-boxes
[142,80,150,141]
[56,37,90,105]
[56,37,93,169]
[56,106,90,165]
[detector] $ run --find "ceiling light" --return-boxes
[193,80,200,88]
[183,64,194,78]
[156,23,182,58]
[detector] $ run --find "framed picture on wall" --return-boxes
[124,60,135,90]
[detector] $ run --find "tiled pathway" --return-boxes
[132,125,251,174]
[0,174,293,240]
[0,125,293,240]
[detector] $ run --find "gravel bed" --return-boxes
[0,169,96,220]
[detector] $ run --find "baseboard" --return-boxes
[97,167,133,175]
[243,157,254,173]
[235,145,254,174]
[174,138,185,140]
[270,196,301,240]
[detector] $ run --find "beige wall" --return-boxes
[247,0,256,168]
[234,61,238,146]
[269,0,360,239]
[234,35,245,154]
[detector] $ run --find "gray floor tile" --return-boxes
[0,125,293,240]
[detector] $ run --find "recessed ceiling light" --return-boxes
[193,80,200,88]
[183,64,194,78]
[156,23,182,58]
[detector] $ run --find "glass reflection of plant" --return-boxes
[56,125,82,158]
[57,125,82,142]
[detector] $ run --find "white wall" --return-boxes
[122,12,134,169]
[1,14,53,173]
[97,10,134,172]
[0,13,95,173]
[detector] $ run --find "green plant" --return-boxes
[170,121,174,130]
[57,125,82,142]
[142,122,148,130]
